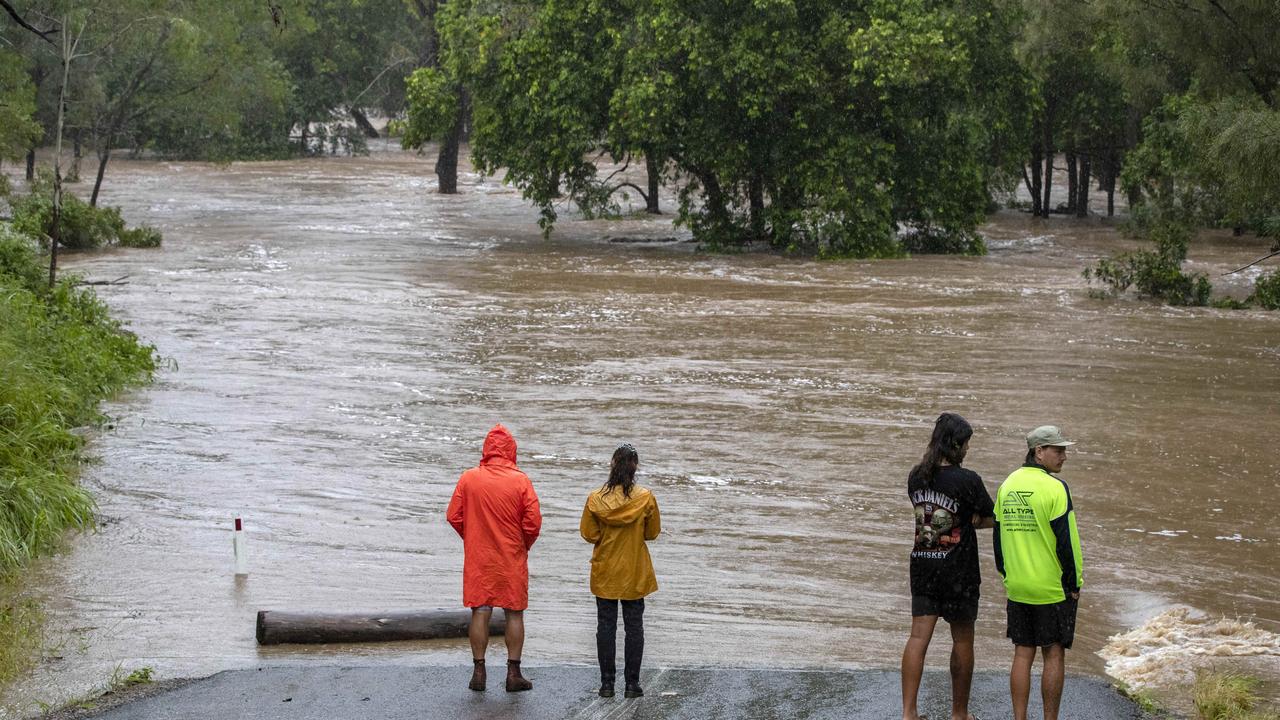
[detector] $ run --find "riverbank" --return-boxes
[0,224,155,685]
[39,665,1156,719]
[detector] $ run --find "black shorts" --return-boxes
[912,592,979,624]
[1006,598,1077,649]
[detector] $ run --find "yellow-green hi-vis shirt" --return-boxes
[994,465,1084,605]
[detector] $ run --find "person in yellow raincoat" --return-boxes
[580,443,661,699]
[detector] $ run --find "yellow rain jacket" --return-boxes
[580,486,661,600]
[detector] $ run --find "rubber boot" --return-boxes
[468,659,485,691]
[505,660,533,692]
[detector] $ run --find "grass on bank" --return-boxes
[1195,671,1280,720]
[0,223,157,683]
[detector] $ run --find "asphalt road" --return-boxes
[83,665,1154,719]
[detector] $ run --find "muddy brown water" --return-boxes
[3,146,1278,715]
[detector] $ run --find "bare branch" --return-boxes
[350,55,415,105]
[1221,249,1280,276]
[0,0,56,44]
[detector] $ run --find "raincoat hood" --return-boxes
[481,424,517,466]
[587,486,652,527]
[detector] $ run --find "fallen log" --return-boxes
[256,608,506,645]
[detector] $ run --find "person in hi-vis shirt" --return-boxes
[994,426,1083,720]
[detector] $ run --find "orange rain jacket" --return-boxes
[580,485,661,600]
[447,425,542,610]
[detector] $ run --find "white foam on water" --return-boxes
[688,474,732,486]
[1099,607,1280,691]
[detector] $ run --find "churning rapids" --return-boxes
[3,145,1278,715]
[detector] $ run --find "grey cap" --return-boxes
[1026,425,1075,449]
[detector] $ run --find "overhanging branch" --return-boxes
[1,0,56,44]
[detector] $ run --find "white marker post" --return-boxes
[233,517,248,576]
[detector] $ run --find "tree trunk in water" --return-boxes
[1077,155,1091,218]
[749,175,765,241]
[1065,151,1078,215]
[26,148,35,181]
[645,153,661,214]
[1106,157,1116,217]
[90,147,110,207]
[70,131,82,181]
[699,171,730,231]
[1029,136,1043,217]
[351,108,379,139]
[1041,103,1054,216]
[435,88,468,195]
[257,608,506,646]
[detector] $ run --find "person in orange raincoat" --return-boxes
[447,424,542,693]
[580,443,661,699]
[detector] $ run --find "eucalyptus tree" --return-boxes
[1014,0,1128,217]
[1101,0,1280,236]
[0,48,42,167]
[271,0,421,151]
[408,0,1027,254]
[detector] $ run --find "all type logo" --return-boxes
[1003,491,1035,508]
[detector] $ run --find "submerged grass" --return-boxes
[0,223,156,682]
[0,577,44,685]
[1194,670,1280,720]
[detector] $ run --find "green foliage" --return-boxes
[9,175,162,250]
[0,49,42,162]
[1084,219,1211,306]
[1193,671,1279,720]
[118,226,163,248]
[0,578,43,685]
[0,222,156,578]
[401,68,460,150]
[1122,94,1280,236]
[1251,271,1280,310]
[419,0,1026,256]
[901,227,987,255]
[109,665,154,689]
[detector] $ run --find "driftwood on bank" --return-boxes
[256,608,506,646]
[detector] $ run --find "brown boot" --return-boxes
[468,659,486,691]
[505,659,532,692]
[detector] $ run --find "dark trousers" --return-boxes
[596,597,644,684]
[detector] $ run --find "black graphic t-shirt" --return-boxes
[908,465,994,597]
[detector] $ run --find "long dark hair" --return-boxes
[603,443,639,497]
[909,413,973,489]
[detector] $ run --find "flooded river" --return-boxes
[4,146,1278,715]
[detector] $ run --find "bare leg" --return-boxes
[504,609,525,661]
[503,610,532,692]
[467,608,492,691]
[1040,644,1065,720]
[469,607,492,660]
[1010,644,1036,720]
[901,615,939,720]
[948,621,975,720]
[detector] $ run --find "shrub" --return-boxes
[1252,270,1280,310]
[118,225,163,248]
[901,226,987,256]
[1192,670,1280,720]
[0,224,47,291]
[1084,219,1211,306]
[9,174,161,250]
[0,268,156,575]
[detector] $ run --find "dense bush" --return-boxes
[0,224,156,575]
[900,227,988,256]
[1085,220,1212,306]
[6,175,162,250]
[1252,270,1280,310]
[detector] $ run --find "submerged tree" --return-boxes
[407,0,1027,255]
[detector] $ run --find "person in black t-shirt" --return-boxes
[900,413,995,720]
